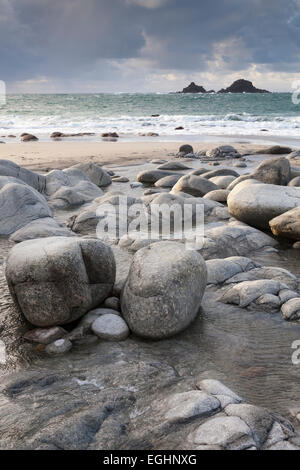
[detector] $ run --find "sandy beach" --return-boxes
[0,139,290,171]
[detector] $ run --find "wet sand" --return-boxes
[0,140,283,172]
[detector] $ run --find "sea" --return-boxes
[1,92,300,143]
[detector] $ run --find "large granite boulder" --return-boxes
[5,237,116,327]
[0,159,45,192]
[121,242,207,339]
[10,217,75,242]
[44,168,103,209]
[269,207,300,241]
[252,157,291,185]
[71,162,112,187]
[0,177,52,236]
[173,174,218,197]
[227,182,300,230]
[201,221,278,260]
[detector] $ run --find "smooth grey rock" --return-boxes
[254,145,292,155]
[252,157,291,185]
[228,183,300,230]
[219,280,285,308]
[281,298,300,321]
[112,176,129,183]
[203,189,229,202]
[201,222,278,260]
[198,379,242,404]
[209,175,236,189]
[224,266,298,291]
[225,404,274,448]
[71,162,112,187]
[210,207,230,220]
[206,257,259,285]
[45,338,72,356]
[173,174,218,197]
[23,326,67,345]
[154,174,183,188]
[68,193,137,235]
[10,217,74,242]
[255,293,281,310]
[157,161,191,171]
[279,289,300,303]
[234,162,247,168]
[137,170,178,184]
[0,179,52,236]
[0,159,46,192]
[201,168,239,179]
[227,175,258,191]
[45,168,103,209]
[165,391,220,423]
[190,416,255,450]
[189,168,209,176]
[269,207,300,241]
[206,146,241,159]
[103,297,120,311]
[5,237,116,327]
[121,242,207,339]
[179,144,193,155]
[91,314,129,341]
[288,176,300,187]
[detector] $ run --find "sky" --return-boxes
[1,0,300,93]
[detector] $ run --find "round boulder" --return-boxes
[121,242,207,339]
[227,182,300,230]
[179,144,193,155]
[5,237,116,327]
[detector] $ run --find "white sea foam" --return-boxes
[0,93,299,139]
[1,113,300,138]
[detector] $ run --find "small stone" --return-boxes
[165,391,220,423]
[45,338,72,355]
[179,144,193,155]
[23,326,67,345]
[281,298,300,321]
[112,176,129,183]
[91,314,129,341]
[234,162,247,168]
[103,297,120,311]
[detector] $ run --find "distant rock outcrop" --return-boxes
[218,79,269,94]
[179,82,207,93]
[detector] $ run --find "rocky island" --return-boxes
[178,79,270,94]
[178,82,210,93]
[218,79,270,94]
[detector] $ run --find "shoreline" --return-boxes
[0,138,298,171]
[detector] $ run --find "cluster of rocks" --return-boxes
[176,144,242,160]
[0,160,112,241]
[1,143,300,450]
[178,79,270,94]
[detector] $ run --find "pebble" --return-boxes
[23,326,67,345]
[91,314,129,341]
[45,338,72,356]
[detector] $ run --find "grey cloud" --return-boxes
[1,0,300,87]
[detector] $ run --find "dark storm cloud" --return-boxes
[1,0,300,84]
